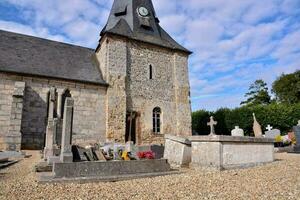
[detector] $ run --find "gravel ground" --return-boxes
[0,151,300,200]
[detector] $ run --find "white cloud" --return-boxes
[0,20,67,43]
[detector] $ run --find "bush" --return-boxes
[192,103,300,135]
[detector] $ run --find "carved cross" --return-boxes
[266,124,273,131]
[207,116,217,135]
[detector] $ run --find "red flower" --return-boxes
[137,151,155,159]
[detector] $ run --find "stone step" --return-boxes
[38,170,181,184]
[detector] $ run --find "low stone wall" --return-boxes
[53,159,171,178]
[189,135,274,170]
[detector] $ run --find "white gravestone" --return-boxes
[265,129,281,139]
[231,126,244,137]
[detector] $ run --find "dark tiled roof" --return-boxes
[0,30,107,86]
[100,0,192,54]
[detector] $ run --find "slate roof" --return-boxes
[100,0,192,54]
[0,30,107,86]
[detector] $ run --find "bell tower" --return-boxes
[96,0,192,144]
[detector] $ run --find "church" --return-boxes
[0,0,192,151]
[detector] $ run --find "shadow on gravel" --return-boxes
[274,159,283,162]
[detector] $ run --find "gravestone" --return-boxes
[94,150,107,161]
[265,129,281,139]
[231,126,244,137]
[44,87,59,160]
[207,116,217,136]
[253,113,262,137]
[292,121,300,153]
[59,97,74,163]
[84,151,94,161]
[125,141,134,152]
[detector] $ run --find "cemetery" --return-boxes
[0,0,300,199]
[1,108,300,199]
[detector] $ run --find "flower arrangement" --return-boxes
[137,151,155,159]
[275,135,283,143]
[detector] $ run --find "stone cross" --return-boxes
[60,97,74,163]
[207,116,217,135]
[48,87,56,119]
[266,125,273,131]
[298,120,300,126]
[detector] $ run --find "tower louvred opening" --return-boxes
[114,5,127,16]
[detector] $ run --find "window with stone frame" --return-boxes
[153,107,161,134]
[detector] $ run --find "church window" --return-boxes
[149,64,153,79]
[153,107,161,134]
[61,89,72,118]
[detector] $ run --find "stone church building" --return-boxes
[0,0,192,151]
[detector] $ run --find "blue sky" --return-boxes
[0,0,299,111]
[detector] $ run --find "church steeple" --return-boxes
[100,0,191,54]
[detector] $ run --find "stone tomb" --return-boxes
[164,134,191,167]
[163,117,274,170]
[189,135,274,170]
[40,98,175,183]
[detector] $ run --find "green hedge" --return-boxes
[192,103,300,136]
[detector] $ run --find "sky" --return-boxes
[0,0,299,111]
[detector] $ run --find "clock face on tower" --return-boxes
[138,7,149,17]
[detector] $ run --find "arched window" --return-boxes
[149,64,153,80]
[61,89,72,118]
[153,107,161,134]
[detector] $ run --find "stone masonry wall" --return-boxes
[96,36,127,143]
[96,35,192,145]
[5,81,26,151]
[0,72,107,150]
[126,39,192,144]
[173,53,192,136]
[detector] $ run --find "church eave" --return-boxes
[0,69,109,87]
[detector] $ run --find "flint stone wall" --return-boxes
[0,72,106,150]
[96,35,192,145]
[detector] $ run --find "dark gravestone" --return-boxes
[84,149,96,161]
[72,145,81,162]
[151,145,165,159]
[293,126,300,152]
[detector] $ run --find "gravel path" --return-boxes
[0,151,300,200]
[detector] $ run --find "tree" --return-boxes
[272,70,300,104]
[241,79,271,106]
